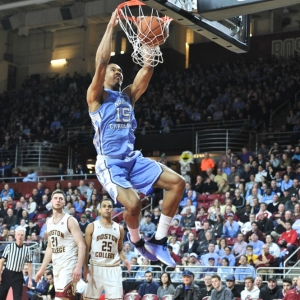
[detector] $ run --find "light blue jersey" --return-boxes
[90,88,163,202]
[89,89,137,157]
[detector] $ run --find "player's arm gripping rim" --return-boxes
[119,225,131,272]
[87,10,119,112]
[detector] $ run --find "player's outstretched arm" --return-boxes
[83,223,94,281]
[118,225,131,272]
[68,217,86,283]
[87,9,118,111]
[35,242,52,282]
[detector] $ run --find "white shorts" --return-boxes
[53,258,77,295]
[83,265,123,299]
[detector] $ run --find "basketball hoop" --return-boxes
[117,0,172,67]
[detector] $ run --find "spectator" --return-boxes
[185,253,202,280]
[135,258,152,279]
[84,208,95,223]
[217,257,234,281]
[244,221,265,243]
[201,243,219,267]
[58,163,67,176]
[168,219,182,237]
[138,271,159,297]
[225,274,240,298]
[182,232,199,254]
[157,272,175,299]
[181,199,196,215]
[193,175,204,194]
[241,276,260,300]
[254,276,263,289]
[26,197,37,220]
[221,213,240,238]
[278,277,292,298]
[199,275,213,300]
[254,244,274,270]
[249,233,264,255]
[257,212,274,236]
[2,208,17,230]
[167,245,181,264]
[77,180,88,198]
[265,235,281,262]
[78,214,89,234]
[173,270,201,300]
[235,255,256,283]
[210,274,232,300]
[202,177,217,195]
[123,242,136,262]
[140,214,156,238]
[151,207,161,226]
[0,184,14,199]
[277,220,298,259]
[168,235,181,255]
[23,170,37,182]
[73,196,85,214]
[259,276,281,300]
[14,202,24,223]
[285,193,299,213]
[232,233,247,260]
[281,174,293,193]
[200,153,215,176]
[180,207,196,228]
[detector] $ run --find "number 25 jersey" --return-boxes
[47,213,78,269]
[90,221,121,267]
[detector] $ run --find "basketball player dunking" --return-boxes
[87,9,185,267]
[35,189,86,300]
[83,198,131,300]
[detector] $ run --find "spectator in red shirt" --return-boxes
[254,244,274,269]
[278,220,298,258]
[283,276,300,300]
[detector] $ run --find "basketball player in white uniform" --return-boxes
[83,198,131,300]
[35,190,86,300]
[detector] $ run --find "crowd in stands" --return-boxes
[0,56,299,150]
[118,145,300,300]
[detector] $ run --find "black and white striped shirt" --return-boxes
[2,243,32,272]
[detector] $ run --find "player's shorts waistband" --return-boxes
[97,151,141,161]
[97,154,123,160]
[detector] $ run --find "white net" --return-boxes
[117,2,172,67]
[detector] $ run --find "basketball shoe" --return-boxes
[127,233,157,261]
[146,235,176,267]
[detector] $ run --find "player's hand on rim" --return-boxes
[109,9,119,27]
[72,265,82,283]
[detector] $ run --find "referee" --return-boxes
[0,227,33,299]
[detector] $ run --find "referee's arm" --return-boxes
[27,262,33,287]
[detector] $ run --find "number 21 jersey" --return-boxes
[47,213,78,269]
[90,221,120,267]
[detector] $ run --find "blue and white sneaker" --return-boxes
[127,233,158,261]
[145,235,176,267]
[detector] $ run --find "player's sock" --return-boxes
[127,226,141,243]
[155,214,172,240]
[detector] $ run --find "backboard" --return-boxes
[140,0,250,53]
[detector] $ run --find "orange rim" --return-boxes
[117,0,173,23]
